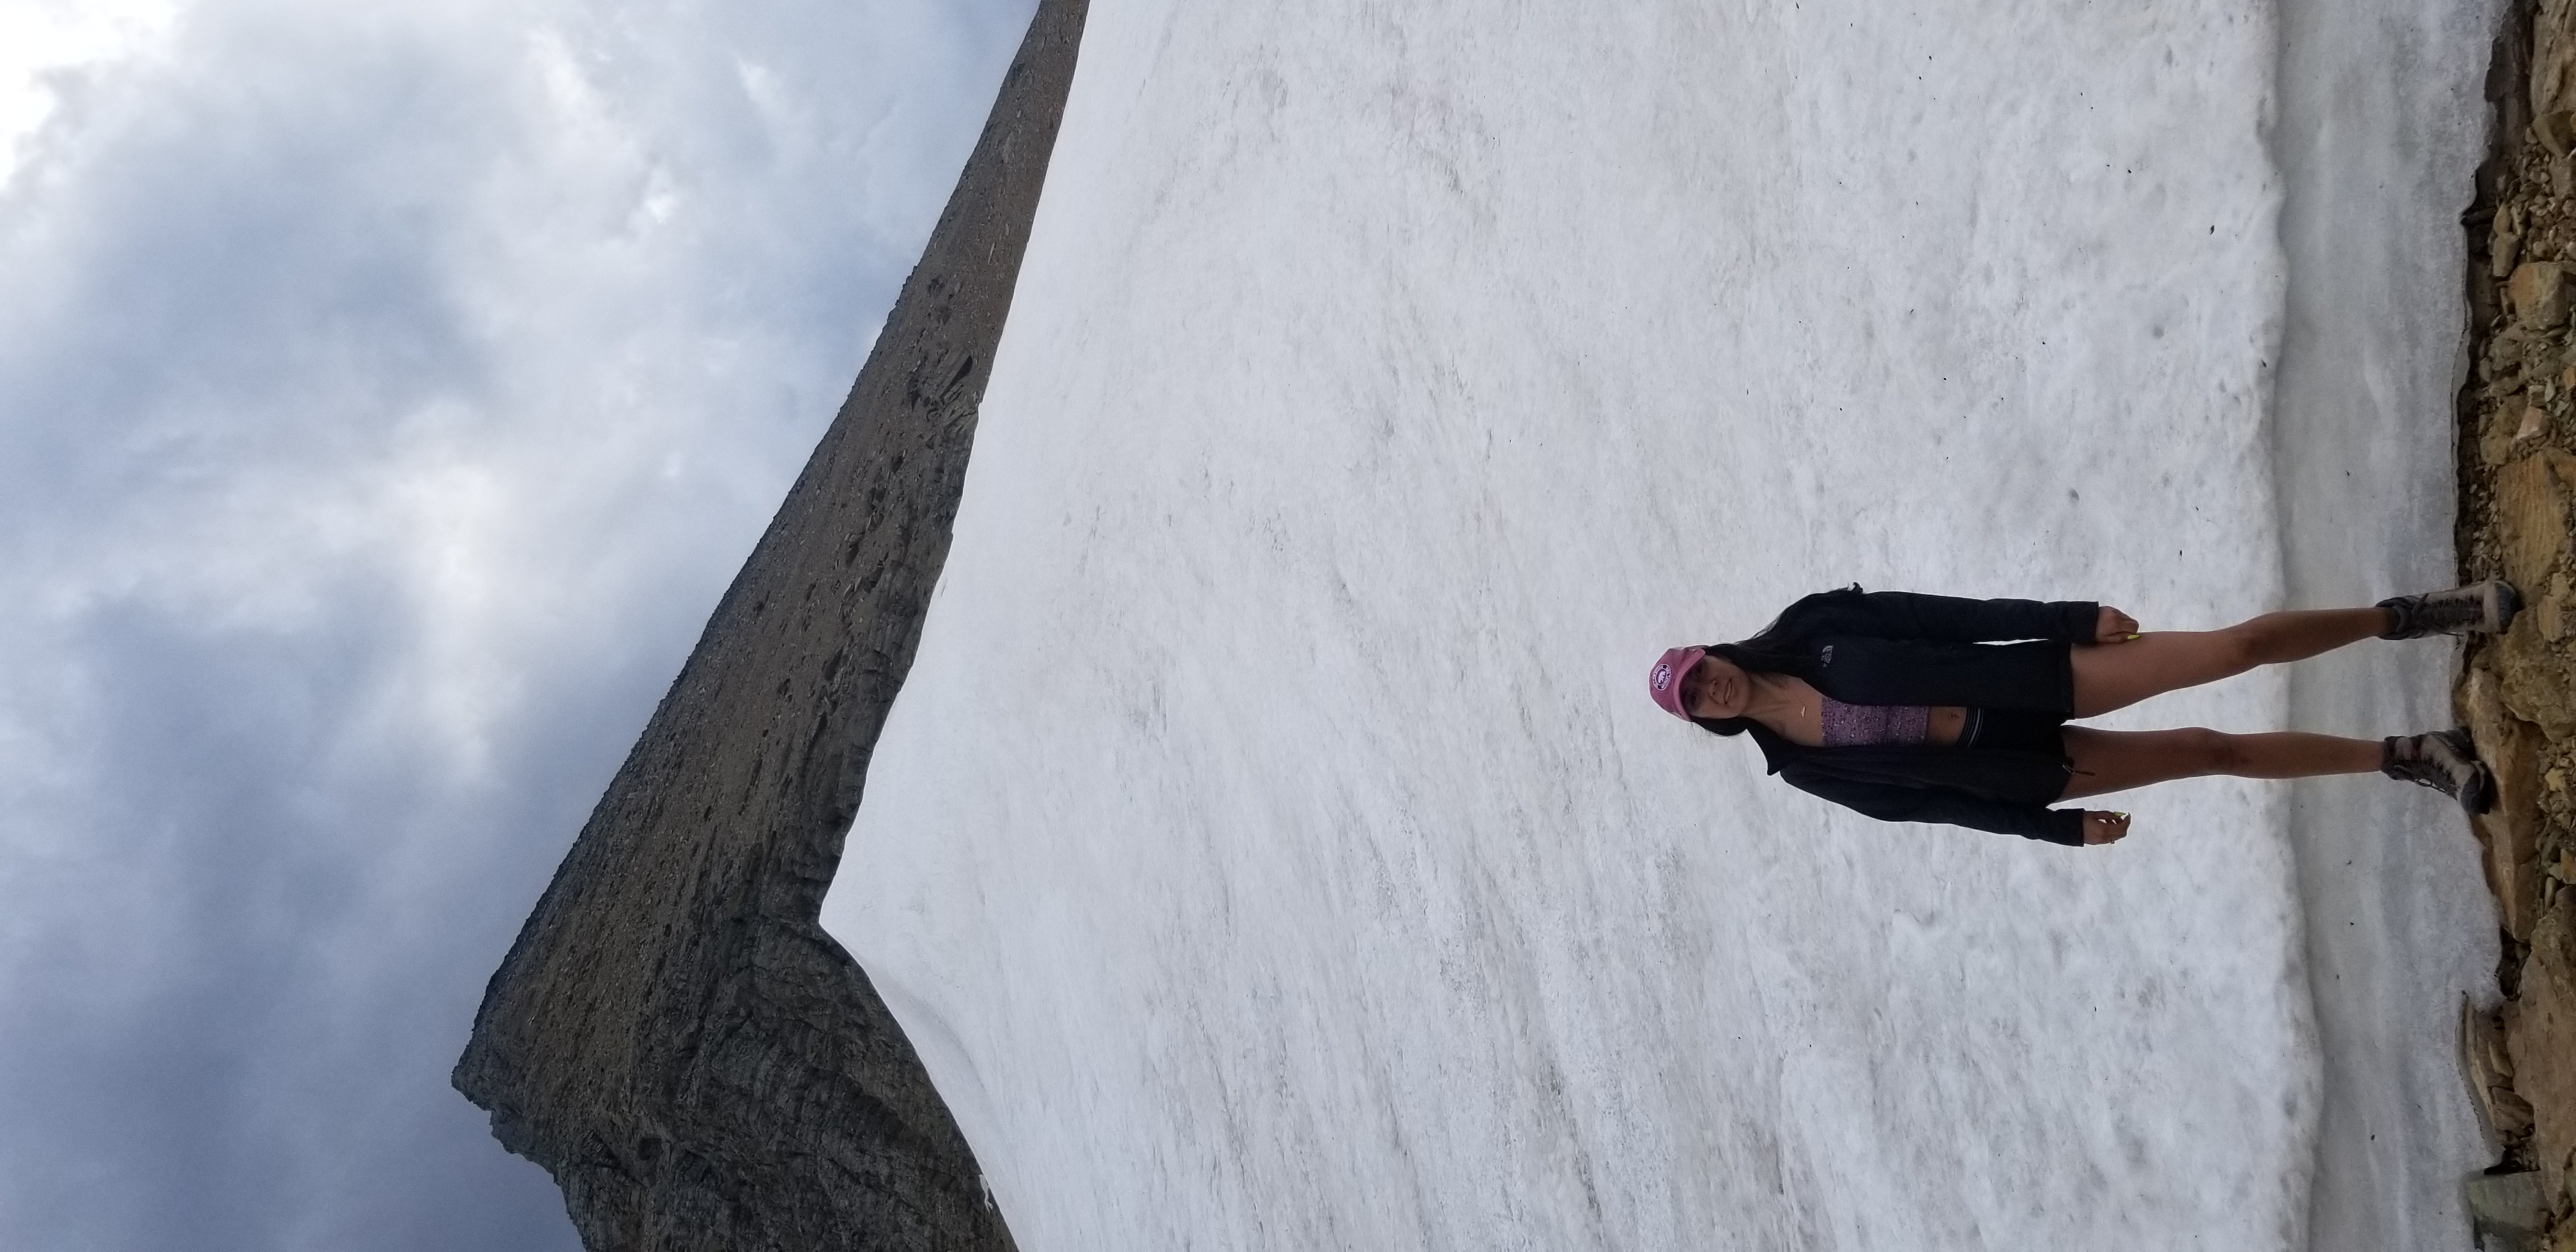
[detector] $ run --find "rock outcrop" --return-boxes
[2460,1,2576,1245]
[451,2,1086,1248]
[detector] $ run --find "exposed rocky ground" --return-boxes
[2458,2,2576,1248]
[448,2,1085,1249]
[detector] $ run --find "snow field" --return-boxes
[826,0,2500,1247]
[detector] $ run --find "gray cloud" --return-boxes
[0,0,1034,1248]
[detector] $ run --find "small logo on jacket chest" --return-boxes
[1819,645,1834,666]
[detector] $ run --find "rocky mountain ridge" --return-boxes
[450,3,1085,1248]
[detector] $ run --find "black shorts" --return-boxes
[1961,706,2069,757]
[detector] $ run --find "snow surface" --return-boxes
[2271,0,2506,1246]
[824,0,2504,1246]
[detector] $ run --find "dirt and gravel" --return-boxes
[2454,2,2576,1248]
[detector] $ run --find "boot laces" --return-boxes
[2388,735,2471,795]
[2416,590,2485,628]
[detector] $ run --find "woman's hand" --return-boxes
[2095,606,2141,643]
[2082,811,2131,845]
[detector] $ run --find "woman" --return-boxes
[1645,583,2517,846]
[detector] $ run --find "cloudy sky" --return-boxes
[0,0,1033,1246]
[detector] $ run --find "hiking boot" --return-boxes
[2376,580,2521,639]
[2382,729,2495,814]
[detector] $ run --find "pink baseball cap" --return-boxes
[1647,646,1705,721]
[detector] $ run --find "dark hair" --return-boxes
[1685,589,1851,737]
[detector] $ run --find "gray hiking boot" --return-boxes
[2376,580,2521,639]
[2382,729,2495,814]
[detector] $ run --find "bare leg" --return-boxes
[2069,607,2393,717]
[2059,726,2383,801]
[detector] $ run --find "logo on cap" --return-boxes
[1652,662,1674,692]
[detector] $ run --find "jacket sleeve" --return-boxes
[1780,768,2087,846]
[1788,588,2098,644]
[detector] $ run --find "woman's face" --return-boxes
[1680,654,1752,720]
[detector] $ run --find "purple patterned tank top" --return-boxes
[1818,696,1931,747]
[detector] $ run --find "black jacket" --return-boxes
[1730,588,2099,846]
